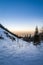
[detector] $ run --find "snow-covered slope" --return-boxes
[0,24,18,41]
[0,24,43,65]
[0,24,29,50]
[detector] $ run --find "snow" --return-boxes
[0,27,43,65]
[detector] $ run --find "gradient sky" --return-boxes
[0,0,43,33]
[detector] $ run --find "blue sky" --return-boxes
[0,0,43,32]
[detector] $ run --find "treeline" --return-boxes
[0,24,43,45]
[23,26,43,45]
[0,24,18,38]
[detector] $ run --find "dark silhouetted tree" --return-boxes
[40,27,43,41]
[34,26,40,44]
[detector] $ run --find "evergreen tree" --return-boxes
[41,27,43,41]
[34,26,40,44]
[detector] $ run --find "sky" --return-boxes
[0,0,43,33]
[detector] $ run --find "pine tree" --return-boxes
[41,27,43,41]
[34,26,40,44]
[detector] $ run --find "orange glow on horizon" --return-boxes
[11,30,34,36]
[8,27,41,36]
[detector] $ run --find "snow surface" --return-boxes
[0,27,43,65]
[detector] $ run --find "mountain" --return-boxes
[0,24,43,65]
[0,24,18,37]
[0,24,23,43]
[0,24,27,46]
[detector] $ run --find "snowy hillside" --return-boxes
[0,24,43,65]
